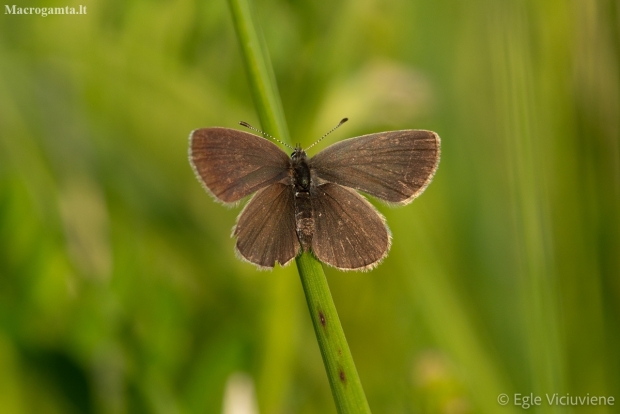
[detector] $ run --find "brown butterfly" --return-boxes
[189,119,440,271]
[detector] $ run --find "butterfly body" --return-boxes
[189,127,440,271]
[291,147,314,250]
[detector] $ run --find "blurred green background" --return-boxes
[1,0,619,413]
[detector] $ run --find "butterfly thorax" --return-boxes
[291,147,314,250]
[291,147,311,190]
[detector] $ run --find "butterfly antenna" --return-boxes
[239,121,293,149]
[306,118,349,150]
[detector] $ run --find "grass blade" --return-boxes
[227,0,372,412]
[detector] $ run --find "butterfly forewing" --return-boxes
[190,128,291,204]
[310,130,440,204]
[311,183,391,270]
[234,183,299,268]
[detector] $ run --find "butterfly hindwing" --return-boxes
[234,183,299,268]
[310,183,391,270]
[310,130,440,204]
[190,128,291,204]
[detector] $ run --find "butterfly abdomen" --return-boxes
[295,191,313,250]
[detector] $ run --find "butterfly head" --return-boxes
[290,145,307,162]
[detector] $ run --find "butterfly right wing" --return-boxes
[310,130,440,204]
[189,128,291,204]
[234,183,299,268]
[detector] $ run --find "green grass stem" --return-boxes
[227,0,372,412]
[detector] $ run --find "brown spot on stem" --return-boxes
[339,369,346,383]
[318,310,326,327]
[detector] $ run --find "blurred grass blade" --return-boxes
[491,0,564,395]
[226,0,372,412]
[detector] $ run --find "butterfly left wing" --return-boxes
[190,128,291,204]
[310,130,440,204]
[310,183,391,270]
